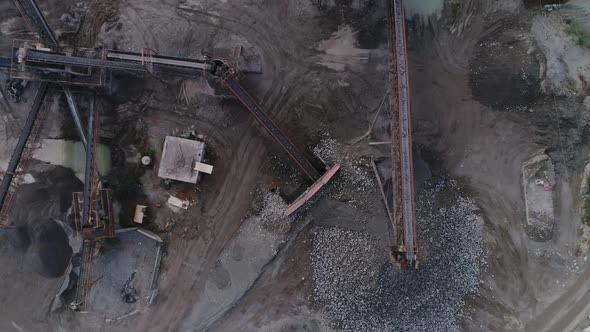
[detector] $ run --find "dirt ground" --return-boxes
[407,1,589,331]
[2,0,590,331]
[86,1,387,331]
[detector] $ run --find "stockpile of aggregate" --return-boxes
[311,179,484,331]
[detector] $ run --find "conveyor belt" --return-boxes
[24,49,215,76]
[81,95,95,228]
[73,240,94,308]
[0,83,48,211]
[26,49,147,72]
[13,0,58,47]
[106,51,213,71]
[223,76,321,181]
[390,0,417,264]
[63,87,87,148]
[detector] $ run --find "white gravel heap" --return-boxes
[311,179,484,331]
[291,136,376,211]
[256,191,288,223]
[313,137,340,165]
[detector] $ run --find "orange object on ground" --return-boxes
[283,164,340,217]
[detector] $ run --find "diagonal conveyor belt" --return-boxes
[222,76,321,182]
[81,95,95,229]
[13,0,58,47]
[0,83,48,211]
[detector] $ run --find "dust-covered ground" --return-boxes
[1,0,590,331]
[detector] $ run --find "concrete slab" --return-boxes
[522,150,556,241]
[157,136,205,184]
[85,229,162,317]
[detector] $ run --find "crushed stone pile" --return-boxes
[256,191,288,223]
[313,137,340,165]
[250,191,291,235]
[311,136,376,207]
[311,179,484,331]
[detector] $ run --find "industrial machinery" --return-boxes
[1,0,342,309]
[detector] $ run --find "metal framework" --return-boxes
[11,40,106,86]
[71,240,95,310]
[63,86,87,148]
[13,0,58,47]
[0,83,49,226]
[4,4,343,311]
[386,0,418,268]
[221,70,322,182]
[141,48,156,74]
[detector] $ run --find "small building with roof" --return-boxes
[157,136,212,184]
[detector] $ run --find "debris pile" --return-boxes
[60,2,88,35]
[121,272,138,303]
[6,79,26,103]
[311,179,484,331]
[313,136,375,203]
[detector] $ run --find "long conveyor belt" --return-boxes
[106,51,213,71]
[26,49,150,72]
[24,49,214,74]
[222,76,321,182]
[81,95,95,229]
[388,0,417,265]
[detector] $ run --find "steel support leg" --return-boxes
[81,95,95,228]
[0,83,48,211]
[63,87,87,148]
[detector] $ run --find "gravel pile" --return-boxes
[311,179,484,331]
[313,136,376,204]
[313,137,340,165]
[250,191,291,235]
[256,191,288,223]
[312,227,384,326]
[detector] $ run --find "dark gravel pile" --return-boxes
[311,179,484,331]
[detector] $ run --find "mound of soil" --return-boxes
[29,219,73,278]
[469,25,540,112]
[7,165,81,278]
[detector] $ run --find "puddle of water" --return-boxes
[33,139,112,181]
[405,0,444,20]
